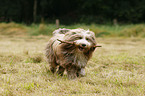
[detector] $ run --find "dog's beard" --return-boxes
[77,45,89,52]
[76,43,92,53]
[61,44,89,68]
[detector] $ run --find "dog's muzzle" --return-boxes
[78,43,88,51]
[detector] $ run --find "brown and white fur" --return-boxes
[45,28,97,79]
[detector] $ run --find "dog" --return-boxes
[45,28,100,79]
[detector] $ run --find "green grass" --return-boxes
[0,35,145,95]
[28,23,145,37]
[1,22,145,37]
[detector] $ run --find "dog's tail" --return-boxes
[53,28,70,36]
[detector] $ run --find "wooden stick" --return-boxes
[94,45,102,47]
[57,39,102,47]
[57,39,74,45]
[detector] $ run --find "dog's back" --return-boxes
[53,28,70,35]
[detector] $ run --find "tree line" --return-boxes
[0,0,145,24]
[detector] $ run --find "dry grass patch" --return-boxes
[0,22,27,36]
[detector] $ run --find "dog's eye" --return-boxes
[78,37,82,39]
[86,38,90,41]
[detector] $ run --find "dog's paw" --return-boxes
[77,68,85,77]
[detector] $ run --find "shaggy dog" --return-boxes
[45,28,100,79]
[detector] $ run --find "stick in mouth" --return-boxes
[57,39,102,47]
[57,39,75,45]
[94,45,102,47]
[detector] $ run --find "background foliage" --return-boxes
[1,22,145,37]
[0,0,145,24]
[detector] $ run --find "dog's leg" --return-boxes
[50,67,56,73]
[66,66,77,79]
[57,66,65,76]
[50,62,57,73]
[77,68,85,77]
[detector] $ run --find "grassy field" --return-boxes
[0,35,145,96]
[0,23,145,96]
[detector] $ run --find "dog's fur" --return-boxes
[45,28,97,79]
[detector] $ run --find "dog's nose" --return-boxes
[81,44,86,47]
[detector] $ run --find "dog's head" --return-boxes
[63,29,96,52]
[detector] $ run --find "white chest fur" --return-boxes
[74,52,88,68]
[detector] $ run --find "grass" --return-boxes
[1,22,145,37]
[0,35,145,95]
[0,22,145,95]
